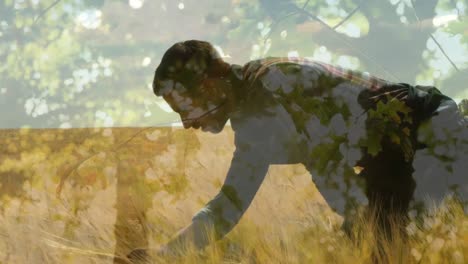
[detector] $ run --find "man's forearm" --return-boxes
[163,150,270,254]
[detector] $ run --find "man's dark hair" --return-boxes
[153,40,224,96]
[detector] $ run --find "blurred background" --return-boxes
[1,1,467,263]
[1,0,467,129]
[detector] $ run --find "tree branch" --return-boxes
[34,0,62,25]
[290,4,401,81]
[56,127,154,198]
[264,0,311,43]
[409,0,460,72]
[332,0,365,30]
[428,34,460,72]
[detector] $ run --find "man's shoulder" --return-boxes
[244,56,317,66]
[242,57,390,90]
[242,57,320,76]
[241,57,347,90]
[239,57,326,97]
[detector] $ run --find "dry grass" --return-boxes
[0,127,466,263]
[139,199,467,264]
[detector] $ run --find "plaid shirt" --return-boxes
[190,57,466,251]
[242,57,390,93]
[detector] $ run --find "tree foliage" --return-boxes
[0,0,467,262]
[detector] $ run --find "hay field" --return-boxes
[0,127,466,263]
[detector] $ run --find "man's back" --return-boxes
[227,56,466,227]
[228,57,394,218]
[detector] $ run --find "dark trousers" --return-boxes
[356,83,467,239]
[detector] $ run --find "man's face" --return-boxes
[158,78,230,133]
